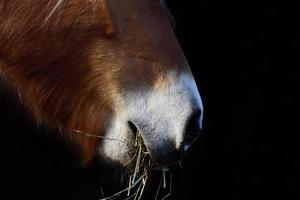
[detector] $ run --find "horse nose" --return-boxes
[128,105,203,166]
[125,73,203,166]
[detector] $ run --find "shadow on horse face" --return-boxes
[0,0,203,166]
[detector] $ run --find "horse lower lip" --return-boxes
[151,152,182,166]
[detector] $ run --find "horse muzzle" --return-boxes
[100,72,203,166]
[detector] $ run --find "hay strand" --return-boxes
[72,130,128,143]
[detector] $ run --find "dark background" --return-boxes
[170,0,300,199]
[1,0,299,199]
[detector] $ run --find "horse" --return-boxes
[0,0,203,167]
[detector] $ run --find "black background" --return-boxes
[1,0,299,199]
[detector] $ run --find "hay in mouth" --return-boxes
[99,131,172,200]
[72,129,173,200]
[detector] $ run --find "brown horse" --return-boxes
[0,0,203,166]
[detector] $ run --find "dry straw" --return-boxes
[72,129,172,200]
[99,131,172,200]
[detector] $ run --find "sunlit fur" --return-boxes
[0,0,200,165]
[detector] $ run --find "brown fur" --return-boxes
[0,0,189,164]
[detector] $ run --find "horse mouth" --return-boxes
[99,129,172,200]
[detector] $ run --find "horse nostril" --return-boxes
[187,109,202,132]
[128,120,182,165]
[184,109,202,151]
[128,121,138,135]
